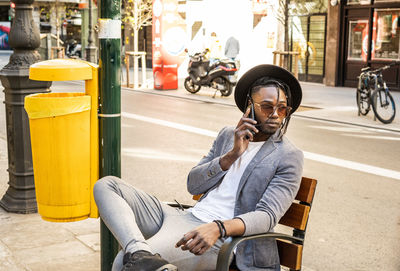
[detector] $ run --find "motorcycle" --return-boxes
[184,49,238,97]
[66,39,82,58]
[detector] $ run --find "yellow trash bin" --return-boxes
[25,93,91,222]
[25,59,99,222]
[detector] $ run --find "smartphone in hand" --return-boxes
[245,104,257,140]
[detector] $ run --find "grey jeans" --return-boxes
[93,176,224,271]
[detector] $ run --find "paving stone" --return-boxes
[76,233,100,251]
[0,240,28,271]
[61,217,100,236]
[0,210,41,227]
[27,251,100,271]
[13,240,94,265]
[1,219,75,251]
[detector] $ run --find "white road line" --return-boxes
[122,148,200,163]
[303,152,400,180]
[122,112,400,180]
[122,112,218,138]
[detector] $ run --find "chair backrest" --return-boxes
[276,177,317,270]
[192,176,317,271]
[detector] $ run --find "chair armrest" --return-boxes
[216,232,303,271]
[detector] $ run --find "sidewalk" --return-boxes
[0,130,100,270]
[1,70,400,271]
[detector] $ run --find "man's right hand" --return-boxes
[219,107,258,171]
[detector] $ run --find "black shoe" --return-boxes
[121,250,178,271]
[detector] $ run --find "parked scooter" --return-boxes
[184,49,238,97]
[66,39,82,58]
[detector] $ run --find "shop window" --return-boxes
[289,0,327,15]
[348,20,369,61]
[0,6,9,21]
[347,0,371,4]
[372,9,400,60]
[39,6,51,33]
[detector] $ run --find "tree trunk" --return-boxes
[133,28,139,89]
[284,0,289,69]
[133,0,139,89]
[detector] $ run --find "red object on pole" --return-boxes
[152,0,186,90]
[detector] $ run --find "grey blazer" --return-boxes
[187,126,304,270]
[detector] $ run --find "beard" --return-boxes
[260,126,279,135]
[258,121,282,136]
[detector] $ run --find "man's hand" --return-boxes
[219,107,258,171]
[175,222,220,255]
[233,106,258,154]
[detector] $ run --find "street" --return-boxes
[0,77,399,270]
[1,0,400,268]
[117,87,400,270]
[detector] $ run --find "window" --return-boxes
[348,20,369,61]
[372,9,400,60]
[39,6,51,34]
[347,0,371,4]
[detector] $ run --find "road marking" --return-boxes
[303,152,400,180]
[122,112,400,180]
[122,112,218,137]
[122,147,200,163]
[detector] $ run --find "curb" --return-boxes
[292,114,400,133]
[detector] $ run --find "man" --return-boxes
[94,64,304,271]
[224,36,240,61]
[206,32,223,64]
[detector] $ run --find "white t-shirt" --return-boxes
[191,141,264,223]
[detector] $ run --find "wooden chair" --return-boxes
[216,177,317,271]
[169,177,317,271]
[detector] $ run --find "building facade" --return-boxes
[328,0,400,90]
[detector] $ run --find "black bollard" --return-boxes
[0,0,51,213]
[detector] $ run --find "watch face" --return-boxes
[154,0,163,17]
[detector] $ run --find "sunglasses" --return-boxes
[252,102,292,117]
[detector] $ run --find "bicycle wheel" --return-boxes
[356,87,370,116]
[371,89,396,124]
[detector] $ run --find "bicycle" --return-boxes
[356,63,397,124]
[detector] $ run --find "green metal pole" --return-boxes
[98,0,121,270]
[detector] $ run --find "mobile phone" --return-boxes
[245,103,256,140]
[249,103,255,121]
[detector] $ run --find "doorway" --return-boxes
[289,14,327,83]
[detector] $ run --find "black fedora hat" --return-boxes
[234,64,302,114]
